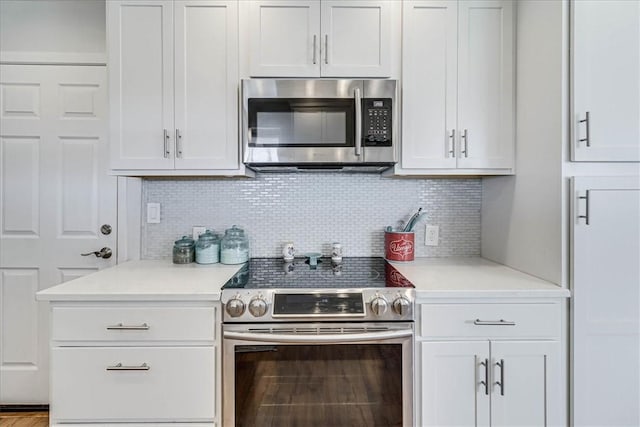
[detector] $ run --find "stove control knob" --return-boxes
[392,296,411,316]
[370,296,388,316]
[248,297,268,317]
[226,297,246,317]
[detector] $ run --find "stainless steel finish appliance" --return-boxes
[242,79,397,172]
[221,257,415,427]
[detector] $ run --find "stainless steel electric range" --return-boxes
[220,257,415,427]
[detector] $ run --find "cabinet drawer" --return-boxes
[51,346,215,422]
[420,303,560,338]
[51,305,216,342]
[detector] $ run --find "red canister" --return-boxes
[384,231,415,262]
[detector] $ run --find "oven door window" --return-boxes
[234,344,402,427]
[248,98,355,147]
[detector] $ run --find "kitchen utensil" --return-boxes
[403,207,422,232]
[408,212,427,232]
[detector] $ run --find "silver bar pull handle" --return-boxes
[495,359,505,395]
[449,129,456,157]
[479,357,489,395]
[106,362,150,371]
[163,129,170,158]
[324,34,328,64]
[106,322,150,331]
[473,319,516,326]
[175,129,183,158]
[579,111,590,147]
[354,87,362,156]
[312,35,317,64]
[578,190,590,225]
[461,129,468,157]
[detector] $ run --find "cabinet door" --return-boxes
[572,1,640,161]
[457,0,514,169]
[572,176,640,427]
[420,341,490,427]
[174,0,239,170]
[401,0,457,169]
[108,1,174,170]
[320,1,391,77]
[249,0,320,77]
[490,340,558,427]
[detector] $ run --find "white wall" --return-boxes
[0,0,105,61]
[481,0,566,286]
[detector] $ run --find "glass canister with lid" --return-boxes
[220,225,249,264]
[173,235,195,264]
[195,230,220,264]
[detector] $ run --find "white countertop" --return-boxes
[36,257,570,302]
[36,260,243,302]
[389,257,570,299]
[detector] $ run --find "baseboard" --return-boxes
[0,404,49,412]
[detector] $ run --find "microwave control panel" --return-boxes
[363,99,392,146]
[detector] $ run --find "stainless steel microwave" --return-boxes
[242,79,397,172]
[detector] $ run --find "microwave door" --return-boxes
[244,82,365,165]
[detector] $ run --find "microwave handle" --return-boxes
[354,87,362,156]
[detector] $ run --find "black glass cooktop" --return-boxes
[222,257,414,289]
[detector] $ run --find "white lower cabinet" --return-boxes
[49,302,219,426]
[416,301,563,427]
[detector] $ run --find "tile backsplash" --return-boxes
[141,174,481,259]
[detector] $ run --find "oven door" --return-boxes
[242,79,364,166]
[222,322,413,427]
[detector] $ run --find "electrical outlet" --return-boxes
[192,226,207,241]
[146,203,160,224]
[425,225,439,246]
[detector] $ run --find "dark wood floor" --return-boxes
[0,412,48,427]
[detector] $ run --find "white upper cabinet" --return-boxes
[174,0,239,170]
[401,0,458,169]
[572,1,640,162]
[249,1,320,77]
[108,1,174,170]
[399,0,514,175]
[108,0,241,174]
[248,0,392,77]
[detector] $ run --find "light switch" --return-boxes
[146,202,161,224]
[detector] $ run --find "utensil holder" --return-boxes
[384,231,415,262]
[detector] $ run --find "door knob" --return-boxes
[81,247,112,259]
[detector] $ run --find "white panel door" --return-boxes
[249,0,321,77]
[320,0,391,77]
[572,176,640,427]
[108,0,175,170]
[0,65,116,403]
[174,0,239,170]
[401,0,457,169]
[420,341,490,427]
[572,1,640,162]
[457,0,514,169]
[490,340,558,427]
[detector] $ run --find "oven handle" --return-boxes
[224,329,412,343]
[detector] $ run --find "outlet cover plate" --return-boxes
[425,225,439,246]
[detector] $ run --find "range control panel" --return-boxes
[362,98,392,146]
